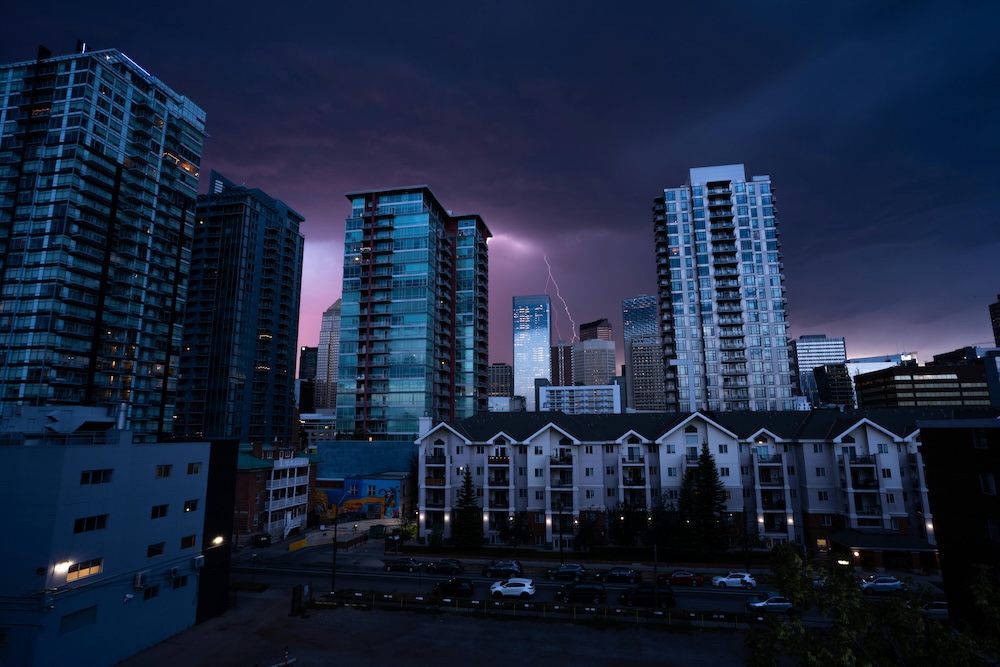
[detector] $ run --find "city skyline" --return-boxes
[3,3,997,368]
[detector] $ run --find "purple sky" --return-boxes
[4,2,999,366]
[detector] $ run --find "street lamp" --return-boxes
[556,501,564,564]
[330,507,339,595]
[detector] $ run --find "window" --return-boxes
[877,443,889,454]
[815,467,826,477]
[981,473,997,495]
[455,446,463,454]
[187,462,201,475]
[787,466,795,476]
[476,445,485,454]
[518,489,527,498]
[605,445,615,453]
[535,490,544,500]
[59,605,98,635]
[821,515,832,526]
[667,467,678,477]
[607,488,616,497]
[818,491,828,501]
[66,558,103,582]
[649,466,658,475]
[80,468,113,484]
[585,489,595,499]
[173,575,189,589]
[585,445,593,454]
[813,444,823,454]
[73,514,108,533]
[150,504,168,519]
[475,467,483,476]
[740,465,750,475]
[534,468,543,477]
[155,464,172,479]
[881,468,892,479]
[719,467,730,477]
[180,535,196,549]
[718,444,728,454]
[585,467,594,477]
[535,446,543,455]
[476,489,483,497]
[143,585,160,601]
[183,499,198,513]
[605,465,616,475]
[147,543,165,558]
[886,493,896,504]
[518,467,526,476]
[890,518,899,530]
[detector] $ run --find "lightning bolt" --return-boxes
[544,254,577,343]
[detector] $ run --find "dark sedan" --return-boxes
[545,563,587,581]
[425,559,464,575]
[594,567,642,583]
[432,577,475,598]
[657,570,704,587]
[383,557,423,572]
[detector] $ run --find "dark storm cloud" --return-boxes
[3,1,998,363]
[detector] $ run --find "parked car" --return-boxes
[746,593,793,613]
[490,577,536,599]
[482,560,523,578]
[711,572,757,589]
[620,583,676,609]
[383,557,423,573]
[657,570,704,587]
[425,559,464,575]
[594,567,642,583]
[556,582,606,605]
[432,577,475,598]
[251,533,272,547]
[860,575,906,595]
[546,563,587,581]
[921,600,949,621]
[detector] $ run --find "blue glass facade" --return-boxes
[512,295,551,411]
[336,187,490,438]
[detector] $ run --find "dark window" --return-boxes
[73,514,108,533]
[80,468,113,484]
[151,504,168,519]
[147,543,165,558]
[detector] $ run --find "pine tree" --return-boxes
[451,467,483,549]
[677,443,728,553]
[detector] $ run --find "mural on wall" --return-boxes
[314,479,400,521]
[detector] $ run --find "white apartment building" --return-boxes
[415,408,983,571]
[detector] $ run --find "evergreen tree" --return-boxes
[677,443,728,552]
[497,510,531,556]
[451,467,483,548]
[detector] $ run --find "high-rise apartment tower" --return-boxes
[336,186,490,438]
[513,295,551,411]
[654,164,795,411]
[176,172,304,445]
[0,46,206,441]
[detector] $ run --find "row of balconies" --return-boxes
[263,493,308,512]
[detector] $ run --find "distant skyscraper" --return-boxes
[654,164,794,411]
[792,335,847,407]
[315,299,341,410]
[571,338,616,386]
[991,293,1000,347]
[299,347,318,380]
[176,172,304,445]
[488,362,513,397]
[513,295,551,411]
[580,318,613,342]
[336,187,490,438]
[622,295,666,412]
[0,46,206,441]
[551,341,573,386]
[813,364,855,407]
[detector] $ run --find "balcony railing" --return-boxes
[849,455,876,465]
[487,476,509,486]
[425,477,446,487]
[488,456,510,465]
[425,454,446,464]
[623,477,646,487]
[622,455,645,465]
[550,455,573,466]
[759,477,784,487]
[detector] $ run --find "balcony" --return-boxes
[757,454,782,464]
[550,478,574,488]
[856,506,882,516]
[488,475,509,486]
[759,476,784,487]
[425,454,446,464]
[488,456,510,465]
[622,455,645,465]
[849,455,876,465]
[623,476,646,487]
[425,477,446,487]
[851,479,879,489]
[550,455,573,466]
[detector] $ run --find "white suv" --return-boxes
[711,572,757,589]
[490,577,536,599]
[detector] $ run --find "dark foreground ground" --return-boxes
[116,585,748,667]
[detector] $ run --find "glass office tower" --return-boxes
[513,295,551,411]
[622,294,666,412]
[336,186,490,438]
[0,46,206,441]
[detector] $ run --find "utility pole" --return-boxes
[330,508,339,594]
